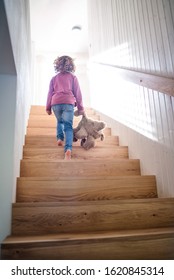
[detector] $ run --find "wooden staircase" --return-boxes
[1,106,174,260]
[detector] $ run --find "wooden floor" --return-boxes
[1,106,174,260]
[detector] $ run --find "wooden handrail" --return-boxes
[97,63,174,97]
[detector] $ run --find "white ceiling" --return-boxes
[29,0,89,54]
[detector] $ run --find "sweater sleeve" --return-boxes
[73,76,84,113]
[46,78,54,112]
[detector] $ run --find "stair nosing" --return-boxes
[3,227,174,245]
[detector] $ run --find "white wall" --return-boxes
[87,0,174,197]
[0,0,32,255]
[4,0,32,198]
[0,75,17,252]
[97,111,174,198]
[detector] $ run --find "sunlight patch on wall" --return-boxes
[90,43,133,67]
[88,62,157,141]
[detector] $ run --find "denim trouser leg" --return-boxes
[57,117,64,141]
[52,104,74,152]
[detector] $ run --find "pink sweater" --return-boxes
[46,72,84,113]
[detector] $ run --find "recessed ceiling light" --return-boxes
[72,25,82,32]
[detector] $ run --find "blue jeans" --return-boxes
[52,104,74,152]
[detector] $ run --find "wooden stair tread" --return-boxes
[23,146,128,151]
[17,175,156,187]
[17,174,155,181]
[27,116,101,127]
[16,175,157,202]
[2,228,174,260]
[28,114,99,119]
[28,114,100,119]
[23,146,129,160]
[20,158,141,177]
[3,227,174,244]
[25,135,118,140]
[20,159,139,164]
[26,127,111,136]
[12,198,174,236]
[20,158,139,162]
[30,106,96,115]
[24,135,119,147]
[12,197,174,207]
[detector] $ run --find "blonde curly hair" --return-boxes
[53,55,75,73]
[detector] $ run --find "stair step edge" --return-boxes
[17,175,156,181]
[12,197,174,207]
[3,227,174,244]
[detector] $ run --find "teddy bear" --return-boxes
[73,110,106,150]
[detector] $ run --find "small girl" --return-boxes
[46,55,85,160]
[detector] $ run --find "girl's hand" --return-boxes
[46,110,52,115]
